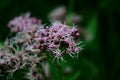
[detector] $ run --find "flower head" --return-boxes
[8,12,41,32]
[1,12,83,80]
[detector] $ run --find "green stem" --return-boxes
[38,66,47,80]
[57,65,63,80]
[68,0,75,15]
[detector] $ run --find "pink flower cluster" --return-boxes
[0,45,47,80]
[33,22,80,59]
[0,13,82,80]
[8,12,41,32]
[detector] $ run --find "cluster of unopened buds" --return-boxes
[0,13,83,80]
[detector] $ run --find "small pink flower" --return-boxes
[56,52,62,58]
[75,33,80,37]
[74,48,79,53]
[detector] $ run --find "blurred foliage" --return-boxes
[0,0,120,80]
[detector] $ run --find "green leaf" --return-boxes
[86,14,98,41]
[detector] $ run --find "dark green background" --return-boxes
[0,0,120,80]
